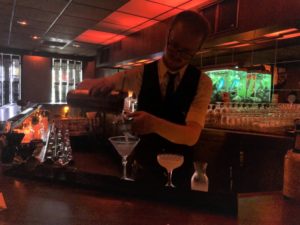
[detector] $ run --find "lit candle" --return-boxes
[63,106,69,117]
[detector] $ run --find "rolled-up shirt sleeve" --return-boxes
[186,73,212,128]
[107,67,143,96]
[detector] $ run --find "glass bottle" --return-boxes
[191,162,209,192]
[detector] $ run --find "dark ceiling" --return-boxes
[0,0,130,57]
[0,0,214,58]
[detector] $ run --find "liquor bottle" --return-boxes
[123,91,137,116]
[114,91,137,135]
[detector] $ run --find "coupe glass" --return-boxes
[109,135,140,181]
[157,153,184,187]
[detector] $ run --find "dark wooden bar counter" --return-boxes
[1,166,300,225]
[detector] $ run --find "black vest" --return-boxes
[134,60,201,170]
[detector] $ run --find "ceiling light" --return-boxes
[103,12,148,28]
[228,43,251,48]
[17,20,28,26]
[49,45,63,49]
[31,35,40,40]
[103,35,126,45]
[196,49,210,55]
[130,20,158,33]
[144,60,154,64]
[179,0,216,10]
[49,38,68,43]
[133,63,143,66]
[72,44,80,48]
[75,30,126,45]
[146,0,191,7]
[118,0,172,18]
[155,8,183,21]
[137,59,149,63]
[216,41,240,47]
[264,28,298,38]
[277,32,300,40]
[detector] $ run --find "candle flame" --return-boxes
[128,91,133,98]
[63,106,69,113]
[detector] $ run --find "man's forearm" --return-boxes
[152,116,202,146]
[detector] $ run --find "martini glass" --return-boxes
[109,135,140,181]
[157,153,184,187]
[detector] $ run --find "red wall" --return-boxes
[22,55,96,103]
[83,60,96,79]
[22,55,52,103]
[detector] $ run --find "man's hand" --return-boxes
[128,111,156,135]
[77,78,114,96]
[128,111,202,146]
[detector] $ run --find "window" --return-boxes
[52,58,82,103]
[0,53,21,106]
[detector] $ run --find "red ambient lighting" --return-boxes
[75,30,126,45]
[26,55,46,62]
[130,20,158,33]
[146,0,192,7]
[264,28,298,38]
[103,12,148,28]
[118,0,171,18]
[156,8,183,21]
[216,41,240,47]
[95,21,131,34]
[228,43,251,48]
[179,0,212,9]
[104,35,127,45]
[277,32,300,40]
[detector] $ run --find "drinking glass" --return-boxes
[109,135,140,181]
[157,153,184,187]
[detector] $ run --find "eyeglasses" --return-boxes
[166,38,197,60]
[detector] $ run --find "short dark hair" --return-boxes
[169,10,211,48]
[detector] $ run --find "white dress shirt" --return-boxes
[106,58,212,129]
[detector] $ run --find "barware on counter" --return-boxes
[191,162,209,192]
[109,135,140,181]
[157,153,184,188]
[45,123,73,166]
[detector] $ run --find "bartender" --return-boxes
[77,10,212,188]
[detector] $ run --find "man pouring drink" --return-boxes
[77,10,212,189]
